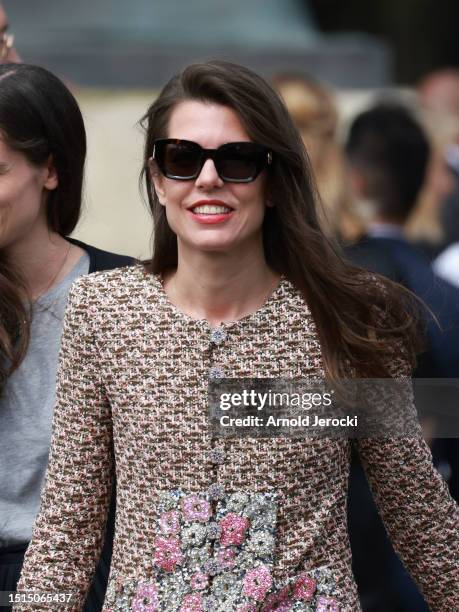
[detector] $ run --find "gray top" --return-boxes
[0,253,90,547]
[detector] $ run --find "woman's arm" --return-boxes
[15,278,114,611]
[354,376,459,611]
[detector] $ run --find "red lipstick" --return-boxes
[187,200,234,225]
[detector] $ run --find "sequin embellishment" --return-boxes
[209,447,226,465]
[105,490,340,610]
[210,327,227,345]
[209,366,225,380]
[208,483,226,501]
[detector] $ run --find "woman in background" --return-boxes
[273,73,362,241]
[0,4,20,64]
[0,63,132,610]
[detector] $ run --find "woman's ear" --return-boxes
[148,158,166,206]
[43,155,58,191]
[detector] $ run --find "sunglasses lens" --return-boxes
[162,142,200,178]
[154,140,269,182]
[217,145,261,181]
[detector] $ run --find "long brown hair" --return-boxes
[140,60,422,382]
[0,64,86,390]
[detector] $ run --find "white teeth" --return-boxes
[192,205,232,214]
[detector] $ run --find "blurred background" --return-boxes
[6,0,458,259]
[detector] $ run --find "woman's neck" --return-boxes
[164,243,281,326]
[6,226,85,300]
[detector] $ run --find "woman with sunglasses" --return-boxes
[0,63,132,610]
[17,61,458,611]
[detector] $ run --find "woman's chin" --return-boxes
[180,235,240,255]
[193,242,234,254]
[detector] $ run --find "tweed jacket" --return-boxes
[16,265,459,612]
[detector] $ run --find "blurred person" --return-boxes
[403,134,453,258]
[344,102,459,611]
[273,73,363,240]
[0,4,20,63]
[432,138,459,287]
[418,73,459,287]
[412,69,459,255]
[14,61,459,611]
[345,103,459,378]
[438,140,459,247]
[0,64,133,610]
[418,69,459,123]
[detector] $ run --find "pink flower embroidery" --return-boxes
[159,510,180,535]
[293,574,316,601]
[237,606,257,612]
[180,593,203,612]
[242,566,273,601]
[181,495,212,522]
[316,596,340,611]
[219,513,250,547]
[217,547,236,570]
[153,536,183,572]
[132,582,159,612]
[190,572,209,591]
[261,587,292,611]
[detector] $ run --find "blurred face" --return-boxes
[151,100,270,255]
[0,136,57,250]
[0,5,20,63]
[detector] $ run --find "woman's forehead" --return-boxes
[167,100,250,145]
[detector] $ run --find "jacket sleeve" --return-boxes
[15,278,114,611]
[353,356,459,611]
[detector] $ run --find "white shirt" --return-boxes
[433,242,459,288]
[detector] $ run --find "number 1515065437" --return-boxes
[2,590,75,607]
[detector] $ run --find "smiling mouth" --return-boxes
[191,204,233,215]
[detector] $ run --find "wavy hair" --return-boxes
[140,60,422,382]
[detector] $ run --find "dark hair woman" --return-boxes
[16,61,458,611]
[0,63,132,610]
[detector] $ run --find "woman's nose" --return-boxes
[195,158,224,189]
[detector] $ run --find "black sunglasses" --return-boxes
[152,139,273,183]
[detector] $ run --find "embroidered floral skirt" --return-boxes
[104,490,340,611]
